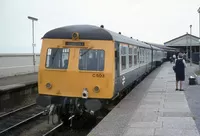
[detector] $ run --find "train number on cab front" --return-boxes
[92,73,105,78]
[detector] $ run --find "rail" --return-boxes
[0,103,36,119]
[0,103,44,136]
[42,122,63,136]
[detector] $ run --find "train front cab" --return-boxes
[37,39,116,108]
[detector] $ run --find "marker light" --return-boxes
[93,86,100,93]
[46,83,52,89]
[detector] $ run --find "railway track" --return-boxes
[41,122,95,136]
[42,122,64,136]
[0,103,45,136]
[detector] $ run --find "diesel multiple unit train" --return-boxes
[36,25,175,124]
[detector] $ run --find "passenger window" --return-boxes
[139,48,142,64]
[79,49,104,71]
[45,48,69,69]
[141,49,143,63]
[128,47,133,68]
[134,47,137,65]
[121,46,127,70]
[143,49,145,63]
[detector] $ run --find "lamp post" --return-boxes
[198,7,200,69]
[27,16,38,72]
[186,32,188,61]
[190,25,192,66]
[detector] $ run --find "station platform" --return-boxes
[0,73,38,113]
[88,62,200,136]
[0,73,38,91]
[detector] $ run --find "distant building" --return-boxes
[164,33,200,59]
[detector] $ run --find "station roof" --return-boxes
[164,33,200,47]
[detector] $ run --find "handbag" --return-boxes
[173,59,178,72]
[173,65,176,72]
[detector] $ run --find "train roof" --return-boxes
[42,25,151,48]
[149,44,160,50]
[145,42,164,49]
[145,42,176,52]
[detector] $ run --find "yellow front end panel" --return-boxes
[38,39,115,99]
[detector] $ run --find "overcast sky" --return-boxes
[0,0,200,53]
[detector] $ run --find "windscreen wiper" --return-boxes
[81,47,93,57]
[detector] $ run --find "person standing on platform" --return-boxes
[174,53,187,91]
[170,56,173,63]
[183,52,186,61]
[173,54,176,63]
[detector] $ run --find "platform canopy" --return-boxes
[164,33,200,47]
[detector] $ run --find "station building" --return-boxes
[164,33,200,63]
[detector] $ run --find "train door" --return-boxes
[144,48,147,72]
[137,47,140,77]
[115,42,120,78]
[151,47,153,69]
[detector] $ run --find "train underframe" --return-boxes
[37,95,110,127]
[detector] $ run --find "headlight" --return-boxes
[46,83,52,89]
[93,86,100,93]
